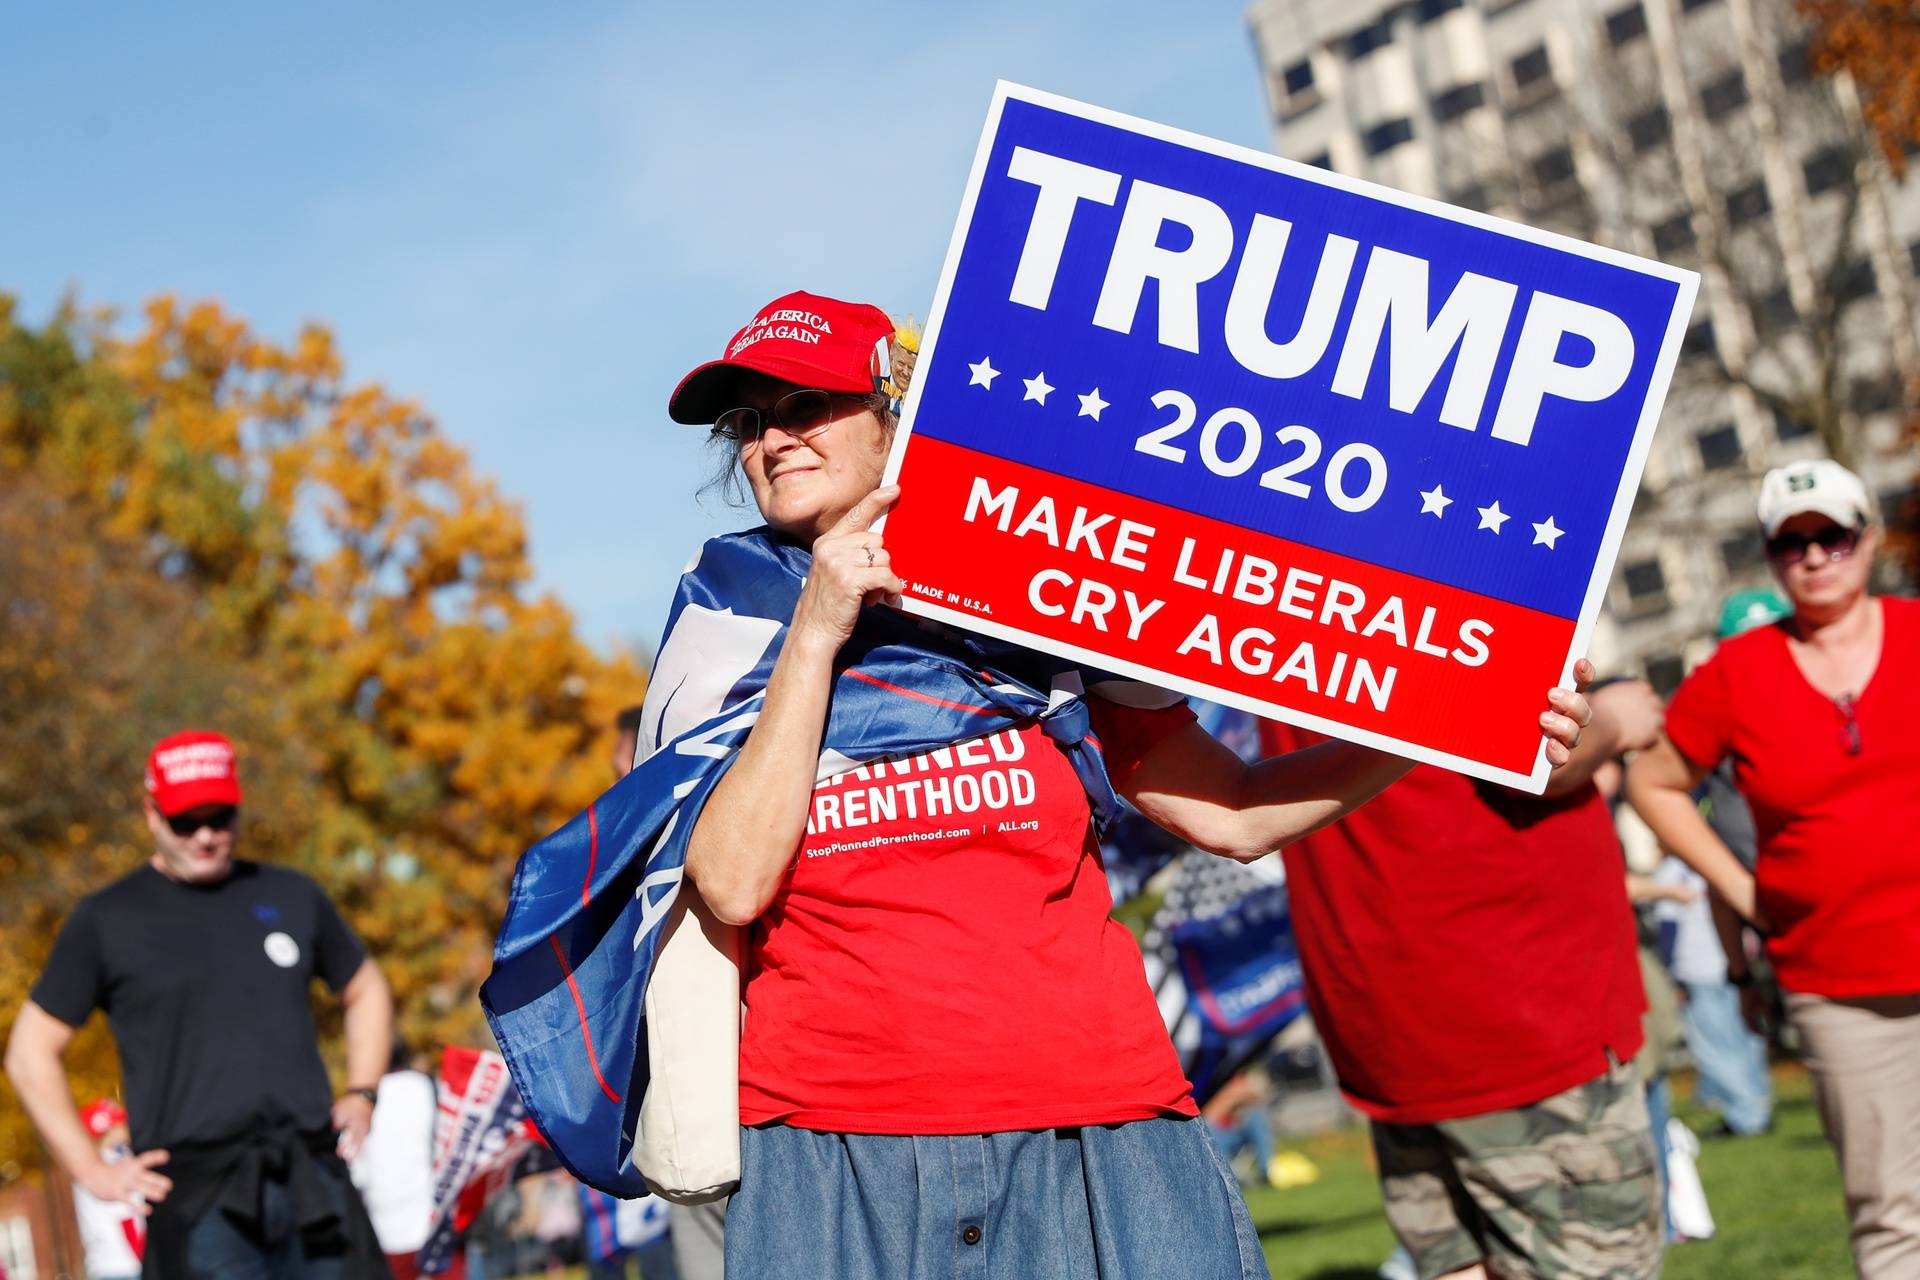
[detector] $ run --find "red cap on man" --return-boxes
[81,1097,128,1138]
[668,290,897,425]
[145,731,243,816]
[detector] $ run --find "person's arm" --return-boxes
[1541,678,1664,796]
[1625,736,1763,925]
[684,487,904,925]
[4,1003,172,1212]
[331,957,392,1161]
[1121,661,1595,863]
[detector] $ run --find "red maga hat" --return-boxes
[145,730,243,817]
[668,290,896,425]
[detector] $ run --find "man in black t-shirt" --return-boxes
[4,730,395,1277]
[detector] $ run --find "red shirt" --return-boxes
[1265,724,1645,1125]
[1665,597,1920,998]
[738,699,1200,1134]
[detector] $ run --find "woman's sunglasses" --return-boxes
[712,389,865,445]
[1764,524,1859,565]
[166,806,238,837]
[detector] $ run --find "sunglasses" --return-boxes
[712,389,866,445]
[1764,524,1859,565]
[166,806,238,837]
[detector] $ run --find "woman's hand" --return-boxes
[788,484,905,654]
[1540,657,1596,768]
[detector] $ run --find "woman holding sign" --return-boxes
[658,289,1594,1280]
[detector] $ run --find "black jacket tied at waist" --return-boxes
[143,1123,391,1279]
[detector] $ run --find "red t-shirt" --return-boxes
[737,698,1201,1134]
[1664,597,1920,998]
[1264,723,1645,1125]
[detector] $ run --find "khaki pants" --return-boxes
[1787,992,1920,1278]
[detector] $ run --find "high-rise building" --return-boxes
[1246,0,1919,684]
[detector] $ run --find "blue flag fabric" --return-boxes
[481,530,1136,1194]
[1170,881,1307,1101]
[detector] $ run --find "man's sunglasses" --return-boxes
[712,389,866,445]
[1764,524,1860,565]
[166,806,238,836]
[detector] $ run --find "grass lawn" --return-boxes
[1247,1063,1854,1279]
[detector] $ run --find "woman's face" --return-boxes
[732,373,891,543]
[1768,511,1876,618]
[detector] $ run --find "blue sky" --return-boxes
[3,4,1272,655]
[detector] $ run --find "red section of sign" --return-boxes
[886,437,1574,777]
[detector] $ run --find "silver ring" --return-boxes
[865,546,875,568]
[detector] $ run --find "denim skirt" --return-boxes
[724,1116,1271,1280]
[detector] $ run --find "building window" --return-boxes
[1720,533,1766,573]
[1836,257,1877,303]
[1757,284,1796,333]
[1627,106,1671,154]
[1511,45,1554,94]
[1701,69,1749,119]
[1696,422,1743,470]
[1346,17,1395,60]
[1684,318,1716,356]
[1622,558,1669,609]
[1432,81,1488,122]
[1681,0,1720,10]
[1911,240,1920,276]
[1300,150,1332,170]
[1447,182,1492,211]
[1283,59,1315,97]
[1531,146,1578,193]
[1725,179,1771,227]
[1803,145,1850,195]
[1652,213,1696,256]
[1606,3,1649,45]
[1363,117,1416,156]
[1775,411,1814,441]
[1778,40,1811,85]
[1645,653,1686,696]
[1417,0,1465,22]
[1850,374,1899,415]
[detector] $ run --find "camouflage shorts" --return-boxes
[1372,1059,1661,1279]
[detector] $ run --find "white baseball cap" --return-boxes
[1755,459,1872,537]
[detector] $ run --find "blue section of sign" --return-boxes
[910,95,1686,620]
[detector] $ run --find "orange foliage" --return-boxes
[1801,0,1920,175]
[0,293,647,1176]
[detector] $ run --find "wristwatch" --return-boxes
[1728,970,1755,988]
[342,1085,379,1107]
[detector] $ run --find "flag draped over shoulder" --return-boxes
[482,530,1143,1195]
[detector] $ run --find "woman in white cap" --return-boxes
[656,290,1596,1280]
[1627,459,1920,1278]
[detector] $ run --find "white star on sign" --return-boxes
[967,357,999,389]
[1477,500,1510,533]
[1419,484,1453,518]
[1023,372,1054,405]
[1532,516,1565,549]
[1077,387,1109,421]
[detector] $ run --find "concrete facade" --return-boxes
[1246,0,1919,684]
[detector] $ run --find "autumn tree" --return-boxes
[0,293,647,1176]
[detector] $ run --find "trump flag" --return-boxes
[880,83,1697,790]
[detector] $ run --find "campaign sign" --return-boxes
[879,83,1698,790]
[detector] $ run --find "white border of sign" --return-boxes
[880,81,1699,792]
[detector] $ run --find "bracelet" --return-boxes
[342,1086,379,1107]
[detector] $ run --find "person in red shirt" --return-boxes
[1265,674,1665,1280]
[657,290,1595,1280]
[1627,459,1920,1278]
